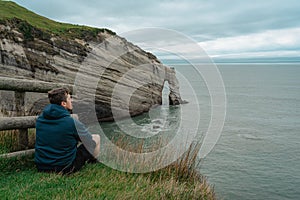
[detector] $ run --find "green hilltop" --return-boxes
[0,0,115,40]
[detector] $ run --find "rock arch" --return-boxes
[164,67,186,105]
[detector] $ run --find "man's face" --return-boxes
[61,94,73,110]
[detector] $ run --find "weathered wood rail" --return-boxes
[0,77,75,93]
[0,116,37,131]
[0,77,74,154]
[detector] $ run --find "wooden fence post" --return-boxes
[0,77,75,152]
[14,91,25,116]
[14,91,28,150]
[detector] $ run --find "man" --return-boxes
[35,87,100,174]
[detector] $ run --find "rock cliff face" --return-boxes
[0,18,184,121]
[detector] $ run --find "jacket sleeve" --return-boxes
[73,119,96,153]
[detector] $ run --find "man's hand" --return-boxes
[71,114,79,120]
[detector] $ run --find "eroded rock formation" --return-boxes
[0,18,184,121]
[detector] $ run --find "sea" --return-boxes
[199,63,300,200]
[95,63,300,200]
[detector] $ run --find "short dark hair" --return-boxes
[48,87,70,105]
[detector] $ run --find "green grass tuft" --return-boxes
[0,129,36,152]
[0,1,115,40]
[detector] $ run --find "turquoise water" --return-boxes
[96,63,300,199]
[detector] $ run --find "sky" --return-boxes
[11,0,300,62]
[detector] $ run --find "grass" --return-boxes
[0,123,216,199]
[0,0,115,40]
[0,129,36,152]
[0,144,215,200]
[0,126,216,199]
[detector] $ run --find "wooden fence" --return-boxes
[0,77,74,156]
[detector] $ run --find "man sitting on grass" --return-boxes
[35,87,100,174]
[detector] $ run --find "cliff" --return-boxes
[0,1,184,121]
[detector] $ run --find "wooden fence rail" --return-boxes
[0,77,75,93]
[0,76,75,153]
[0,116,37,152]
[0,116,37,131]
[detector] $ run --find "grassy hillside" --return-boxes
[0,0,115,39]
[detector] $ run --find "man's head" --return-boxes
[48,88,73,110]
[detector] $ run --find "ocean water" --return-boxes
[95,63,300,199]
[199,64,300,200]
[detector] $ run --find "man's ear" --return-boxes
[61,101,67,108]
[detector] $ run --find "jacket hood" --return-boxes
[42,104,70,120]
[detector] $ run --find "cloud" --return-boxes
[11,0,300,60]
[199,28,300,58]
[122,27,300,62]
[13,0,300,35]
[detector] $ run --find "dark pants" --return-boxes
[37,144,96,175]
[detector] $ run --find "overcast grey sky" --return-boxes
[11,0,300,61]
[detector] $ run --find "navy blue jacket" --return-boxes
[35,104,95,170]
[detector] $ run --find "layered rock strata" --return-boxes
[0,19,184,121]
